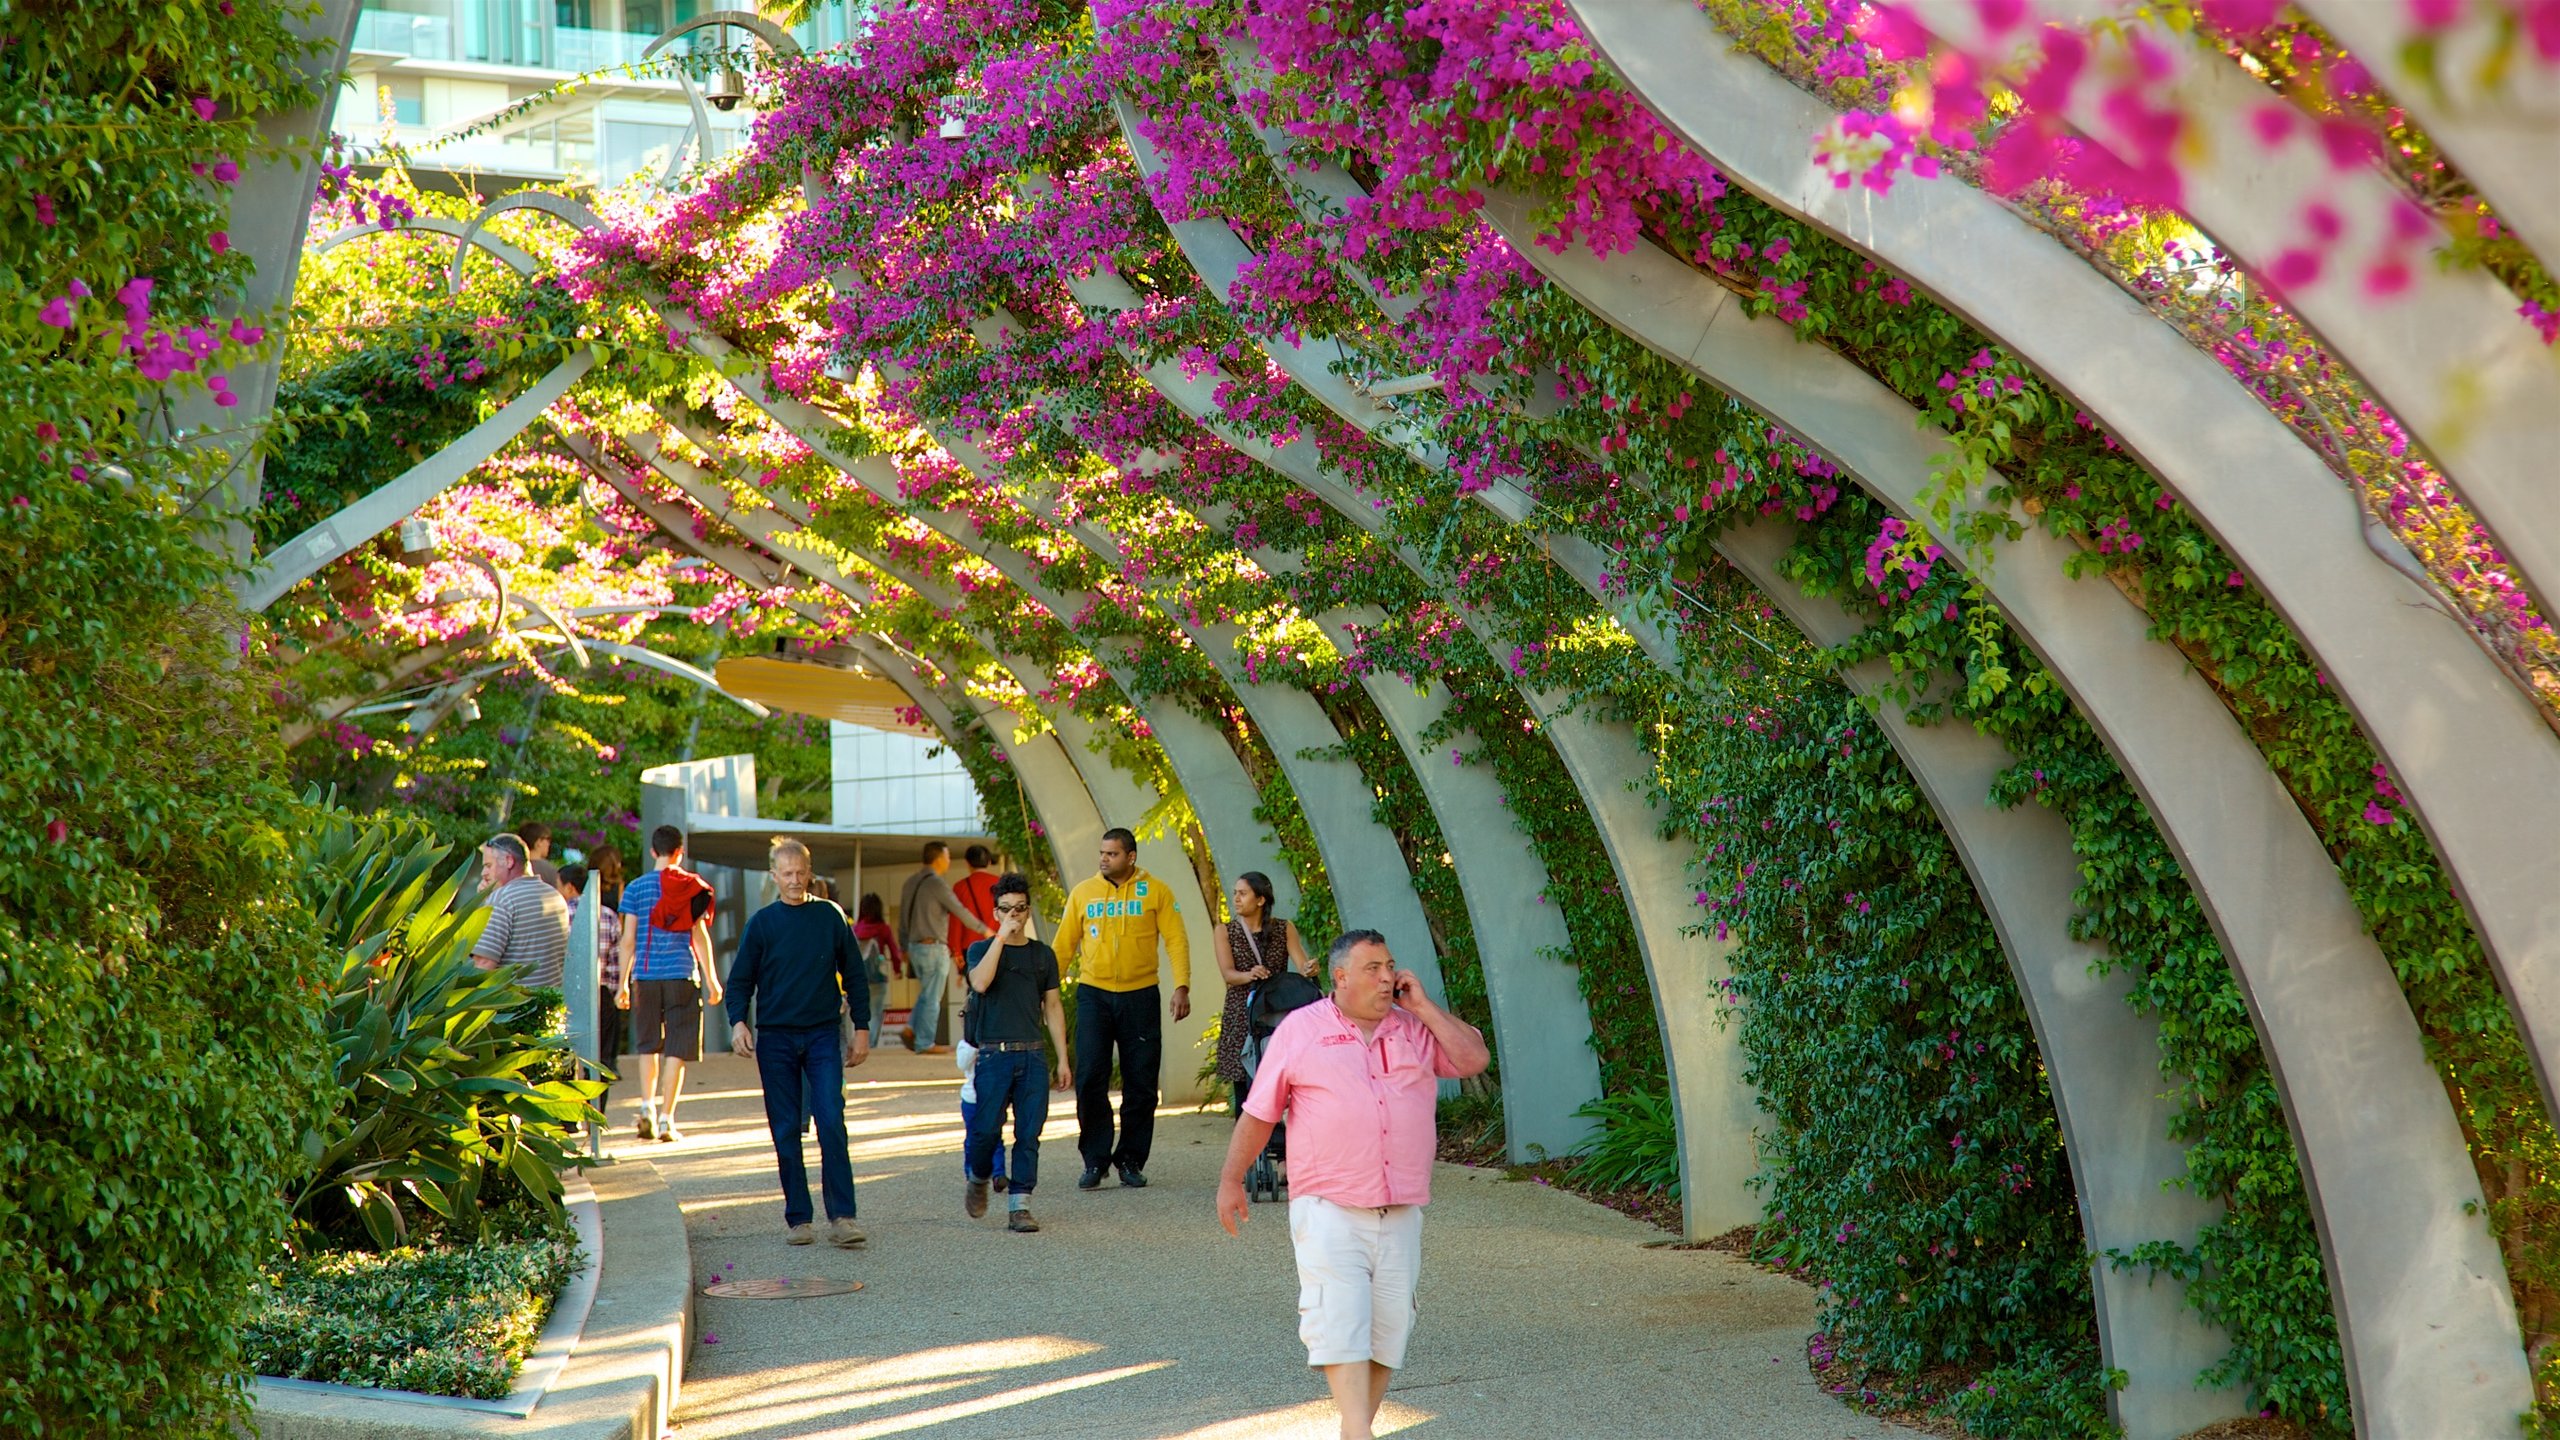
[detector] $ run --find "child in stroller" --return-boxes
[1237,969,1324,1202]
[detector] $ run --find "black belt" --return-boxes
[978,1039,1044,1052]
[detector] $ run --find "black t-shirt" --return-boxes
[962,937,1059,1044]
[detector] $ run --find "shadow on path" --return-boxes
[611,1050,1908,1439]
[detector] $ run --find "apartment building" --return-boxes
[334,1,874,192]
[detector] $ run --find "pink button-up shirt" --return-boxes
[1243,998,1462,1209]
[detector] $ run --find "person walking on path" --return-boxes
[517,820,562,888]
[897,841,991,1055]
[961,873,1071,1233]
[852,892,903,1049]
[1215,929,1490,1440]
[949,843,1000,958]
[1212,871,1313,1108]
[617,825,723,1142]
[728,838,872,1249]
[471,833,572,990]
[1053,827,1192,1191]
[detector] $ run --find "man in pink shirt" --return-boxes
[1216,928,1490,1440]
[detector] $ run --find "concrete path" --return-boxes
[607,1047,1911,1439]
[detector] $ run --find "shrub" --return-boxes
[1569,1088,1684,1197]
[244,1218,582,1400]
[290,801,607,1250]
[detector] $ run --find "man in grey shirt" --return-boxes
[472,832,572,990]
[896,840,991,1054]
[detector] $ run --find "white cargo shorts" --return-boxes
[1288,1194,1423,1369]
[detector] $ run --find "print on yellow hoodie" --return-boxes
[1053,868,1191,993]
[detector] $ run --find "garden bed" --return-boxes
[247,1216,584,1401]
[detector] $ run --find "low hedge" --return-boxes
[246,1220,582,1401]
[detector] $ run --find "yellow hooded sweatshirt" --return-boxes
[1053,867,1191,993]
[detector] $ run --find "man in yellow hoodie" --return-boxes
[1053,827,1191,1190]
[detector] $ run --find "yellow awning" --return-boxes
[714,655,936,737]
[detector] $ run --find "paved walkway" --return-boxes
[608,1047,1912,1439]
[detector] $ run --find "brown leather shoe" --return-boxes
[828,1217,868,1249]
[786,1223,814,1245]
[1008,1209,1040,1233]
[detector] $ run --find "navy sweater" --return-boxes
[725,898,870,1030]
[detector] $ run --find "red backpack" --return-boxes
[650,867,715,934]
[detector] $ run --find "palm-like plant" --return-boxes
[290,795,607,1250]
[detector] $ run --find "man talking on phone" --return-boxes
[961,873,1071,1233]
[1215,929,1489,1440]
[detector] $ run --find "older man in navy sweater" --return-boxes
[728,838,872,1248]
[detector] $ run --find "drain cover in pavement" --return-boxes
[701,1277,865,1299]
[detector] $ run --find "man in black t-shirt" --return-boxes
[961,872,1070,1233]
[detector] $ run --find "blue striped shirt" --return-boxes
[618,870,701,982]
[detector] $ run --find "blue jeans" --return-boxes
[868,980,889,1047]
[755,1025,856,1227]
[965,1049,1048,1194]
[909,943,952,1048]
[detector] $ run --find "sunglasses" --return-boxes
[995,903,1032,915]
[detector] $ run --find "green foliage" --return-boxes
[258,270,582,550]
[290,800,607,1251]
[1,3,343,1433]
[1568,1088,1683,1196]
[244,1217,582,1400]
[295,615,840,863]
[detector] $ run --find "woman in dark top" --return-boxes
[852,891,905,1048]
[1212,871,1313,1097]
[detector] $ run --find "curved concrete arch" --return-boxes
[435,193,1239,1035]
[1895,0,2560,631]
[208,0,364,555]
[1570,0,2560,1154]
[240,211,585,607]
[1097,105,1756,1232]
[912,306,1594,1146]
[239,351,594,610]
[1138,97,2222,1401]
[1492,197,2529,1431]
[630,413,1288,1027]
[625,446,1225,1093]
[2292,0,2560,277]
[567,426,1090,886]
[1713,519,2241,1437]
[889,407,1450,1017]
[1050,251,1753,1234]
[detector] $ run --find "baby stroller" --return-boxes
[1239,970,1324,1203]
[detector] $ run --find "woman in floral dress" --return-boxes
[1211,871,1314,1111]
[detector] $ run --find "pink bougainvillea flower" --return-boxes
[38,296,74,328]
[2201,0,2285,32]
[2363,800,2397,825]
[211,157,240,184]
[209,231,230,255]
[35,422,57,443]
[33,193,57,226]
[1857,1,1931,60]
[192,96,217,121]
[2267,248,2323,290]
[44,819,67,843]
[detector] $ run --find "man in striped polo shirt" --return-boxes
[471,833,571,990]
